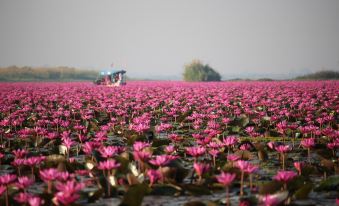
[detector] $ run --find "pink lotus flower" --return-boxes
[208,141,223,149]
[62,137,74,150]
[14,192,32,204]
[245,126,255,134]
[185,146,206,159]
[301,138,315,148]
[193,162,209,183]
[261,194,280,206]
[222,117,231,124]
[149,155,176,167]
[208,148,220,167]
[274,171,297,182]
[55,191,80,205]
[240,143,252,151]
[294,162,304,175]
[39,168,59,182]
[244,164,258,174]
[24,156,45,167]
[227,154,240,162]
[55,180,85,193]
[235,160,251,171]
[16,176,34,189]
[133,141,150,151]
[192,133,203,140]
[223,136,239,147]
[208,149,220,157]
[147,169,162,186]
[57,171,72,182]
[301,138,315,162]
[12,158,25,167]
[216,172,236,186]
[82,141,101,155]
[28,196,44,206]
[0,174,17,185]
[327,142,338,150]
[98,145,120,158]
[75,169,90,176]
[273,170,297,190]
[164,145,176,154]
[130,123,150,134]
[97,159,121,170]
[216,172,236,206]
[275,144,291,170]
[133,150,152,162]
[0,174,16,206]
[239,200,251,206]
[275,145,291,153]
[235,160,254,196]
[12,149,28,159]
[155,123,172,133]
[267,141,276,150]
[0,185,6,196]
[168,134,183,142]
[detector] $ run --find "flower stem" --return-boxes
[47,181,52,194]
[5,186,9,206]
[226,186,230,206]
[107,170,111,197]
[240,171,244,196]
[282,153,285,170]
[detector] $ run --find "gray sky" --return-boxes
[1,0,339,79]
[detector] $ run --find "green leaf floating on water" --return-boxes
[119,183,151,206]
[116,156,130,174]
[294,183,313,200]
[231,126,241,133]
[167,159,190,183]
[184,201,207,206]
[88,189,104,203]
[233,115,250,127]
[315,175,339,192]
[150,184,181,196]
[258,181,282,195]
[152,138,171,147]
[183,184,212,196]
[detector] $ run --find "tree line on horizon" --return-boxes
[295,70,339,80]
[0,66,98,81]
[0,64,338,82]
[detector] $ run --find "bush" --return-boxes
[183,60,221,82]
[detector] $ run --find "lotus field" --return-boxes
[0,81,339,206]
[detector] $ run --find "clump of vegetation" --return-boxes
[0,66,97,81]
[295,70,339,80]
[183,60,221,82]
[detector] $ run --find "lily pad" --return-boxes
[258,181,282,195]
[119,184,150,206]
[183,184,212,196]
[150,184,181,196]
[315,175,339,192]
[294,183,313,200]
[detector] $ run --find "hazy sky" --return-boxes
[1,0,339,79]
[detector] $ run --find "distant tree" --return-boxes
[183,60,221,81]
